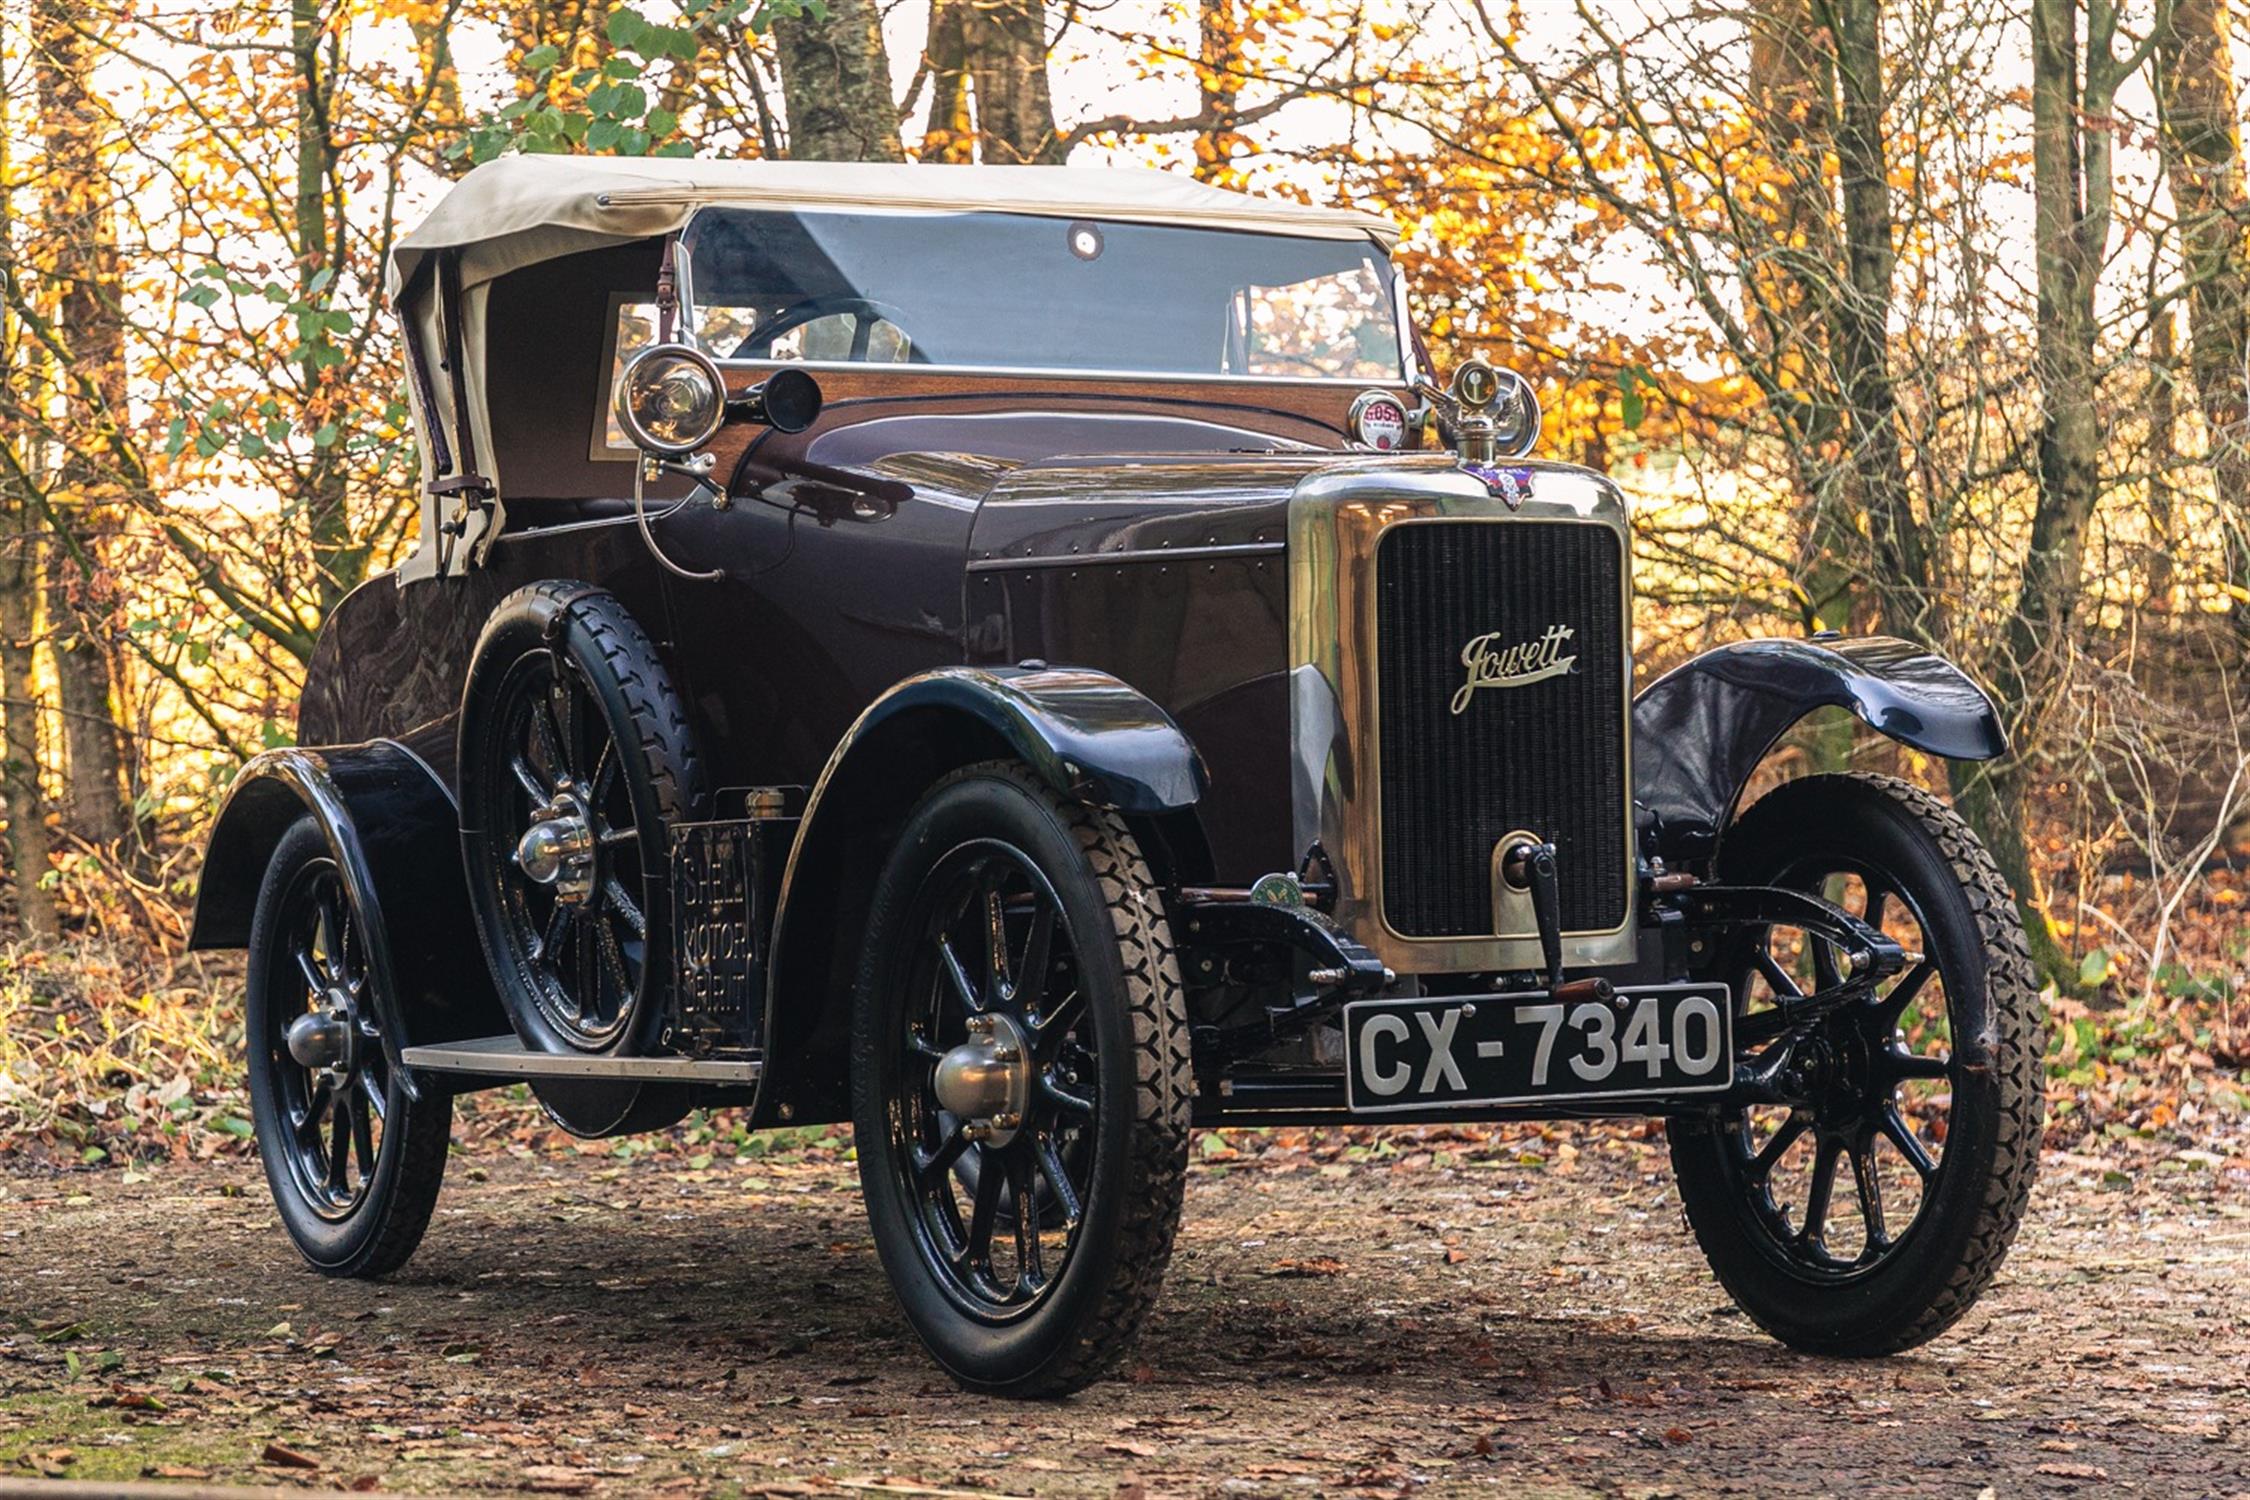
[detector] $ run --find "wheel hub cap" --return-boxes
[1798,1024,1887,1135]
[285,995,356,1074]
[933,1012,1033,1146]
[515,782,597,904]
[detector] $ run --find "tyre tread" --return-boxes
[337,1081,452,1279]
[1011,765,1192,1394]
[462,583,704,1064]
[509,581,704,826]
[873,761,1192,1397]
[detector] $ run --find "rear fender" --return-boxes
[190,740,506,1071]
[755,666,1207,1124]
[1632,636,2005,863]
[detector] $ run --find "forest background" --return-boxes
[0,0,2245,1165]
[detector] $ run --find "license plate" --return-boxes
[1343,984,1734,1113]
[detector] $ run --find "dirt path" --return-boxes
[3,1135,2246,1498]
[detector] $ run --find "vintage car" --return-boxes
[190,156,2043,1396]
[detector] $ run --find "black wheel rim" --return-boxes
[886,839,1099,1321]
[1722,858,1958,1281]
[263,858,389,1221]
[480,649,651,1049]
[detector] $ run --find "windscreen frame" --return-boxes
[673,204,1410,388]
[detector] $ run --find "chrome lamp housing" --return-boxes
[614,342,728,457]
[1421,357,1541,465]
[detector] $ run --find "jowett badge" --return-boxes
[1450,625,1578,713]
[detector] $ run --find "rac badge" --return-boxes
[1450,625,1578,714]
[1460,463,1535,510]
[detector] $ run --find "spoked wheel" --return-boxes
[459,583,704,1062]
[246,819,450,1277]
[267,855,388,1215]
[1670,773,2044,1354]
[1726,864,1953,1275]
[854,763,1191,1397]
[478,645,655,1049]
[892,841,1097,1314]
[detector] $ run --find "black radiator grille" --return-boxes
[1375,520,1629,939]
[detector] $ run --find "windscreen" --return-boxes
[678,208,1403,382]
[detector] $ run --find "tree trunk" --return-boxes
[1745,0,1858,670]
[1741,0,1858,781]
[0,541,59,945]
[920,0,975,163]
[411,13,466,168]
[1945,759,2077,985]
[2154,0,2250,650]
[0,82,60,944]
[2008,0,2107,723]
[917,0,1063,164]
[1824,0,1935,639]
[32,0,133,849]
[45,567,131,846]
[1825,0,2077,983]
[1743,0,1833,372]
[961,0,1062,163]
[294,0,360,619]
[1194,0,1244,183]
[2149,308,2180,613]
[1977,0,2140,989]
[773,0,905,161]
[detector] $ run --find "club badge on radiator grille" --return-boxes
[1459,463,1535,509]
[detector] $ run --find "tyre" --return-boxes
[458,582,704,1060]
[1669,772,2045,1354]
[246,818,452,1277]
[852,762,1192,1397]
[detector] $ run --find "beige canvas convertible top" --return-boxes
[390,155,1398,584]
[388,155,1399,300]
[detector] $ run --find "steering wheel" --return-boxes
[731,296,915,363]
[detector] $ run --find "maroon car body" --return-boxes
[187,158,2043,1396]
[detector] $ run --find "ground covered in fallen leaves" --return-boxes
[2,1125,2246,1498]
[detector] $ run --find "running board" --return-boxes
[400,1035,761,1085]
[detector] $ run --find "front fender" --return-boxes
[755,665,1207,1125]
[859,666,1210,814]
[189,741,506,1064]
[1632,636,2005,861]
